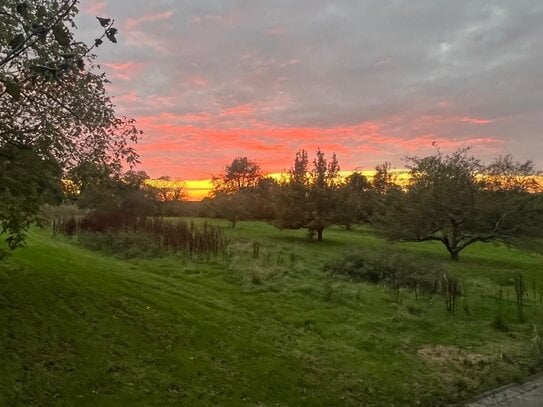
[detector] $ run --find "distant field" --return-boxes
[1,221,543,406]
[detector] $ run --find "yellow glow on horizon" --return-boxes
[146,170,543,201]
[146,170,410,201]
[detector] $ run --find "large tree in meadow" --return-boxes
[376,147,543,260]
[0,0,140,255]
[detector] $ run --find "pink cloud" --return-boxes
[414,115,493,127]
[185,75,209,88]
[188,13,237,28]
[124,11,174,31]
[459,117,493,125]
[131,112,504,179]
[81,1,106,15]
[120,11,174,53]
[113,91,139,105]
[104,61,144,81]
[220,104,255,117]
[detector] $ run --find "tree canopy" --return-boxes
[273,149,341,241]
[376,147,543,260]
[212,156,262,195]
[0,0,140,255]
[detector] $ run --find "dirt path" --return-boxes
[465,374,543,406]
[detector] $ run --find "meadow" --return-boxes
[1,220,543,406]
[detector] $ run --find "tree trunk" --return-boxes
[317,228,323,242]
[450,251,459,261]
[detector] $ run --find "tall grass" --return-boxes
[52,215,229,258]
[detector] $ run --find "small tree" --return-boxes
[213,156,262,194]
[272,149,341,241]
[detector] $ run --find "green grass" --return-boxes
[1,221,543,406]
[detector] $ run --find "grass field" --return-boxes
[1,221,543,406]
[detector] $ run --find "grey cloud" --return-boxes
[76,0,543,169]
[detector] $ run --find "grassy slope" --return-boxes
[1,221,543,406]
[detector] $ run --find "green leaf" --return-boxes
[30,65,58,78]
[106,28,118,43]
[8,33,25,51]
[3,78,21,100]
[75,58,84,70]
[96,17,111,27]
[53,24,70,47]
[16,2,29,19]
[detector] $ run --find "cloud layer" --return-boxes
[76,0,543,178]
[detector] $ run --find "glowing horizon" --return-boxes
[146,169,543,201]
[146,169,412,201]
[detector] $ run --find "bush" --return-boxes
[323,248,444,294]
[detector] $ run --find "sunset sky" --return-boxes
[76,0,543,181]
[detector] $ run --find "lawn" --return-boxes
[1,221,543,406]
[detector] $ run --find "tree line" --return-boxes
[7,145,539,262]
[204,147,543,260]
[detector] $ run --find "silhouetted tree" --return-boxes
[372,162,397,193]
[153,176,186,202]
[213,156,262,194]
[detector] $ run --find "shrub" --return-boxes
[323,248,444,295]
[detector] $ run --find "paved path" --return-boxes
[465,374,543,406]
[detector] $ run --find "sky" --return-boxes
[76,0,543,180]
